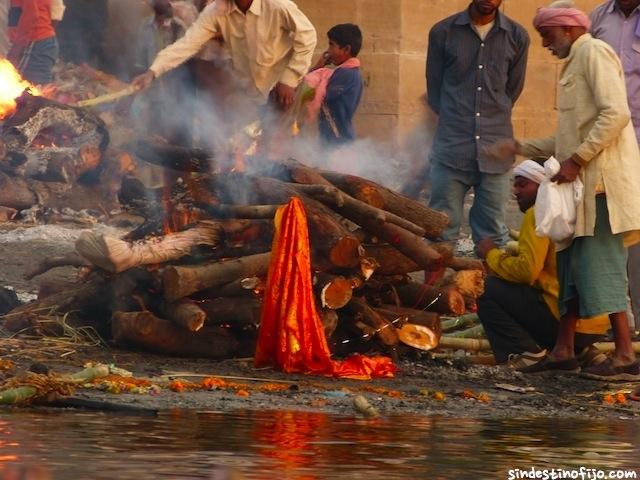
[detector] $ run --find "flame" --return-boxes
[0,59,40,119]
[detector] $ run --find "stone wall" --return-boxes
[296,0,604,149]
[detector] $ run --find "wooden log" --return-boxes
[314,273,354,310]
[197,297,262,326]
[449,257,484,271]
[364,244,421,275]
[376,305,442,339]
[297,183,443,271]
[1,273,109,333]
[319,170,449,239]
[111,311,238,358]
[128,139,212,172]
[162,252,271,301]
[343,297,399,347]
[161,300,207,332]
[25,253,89,280]
[295,183,426,237]
[201,276,263,298]
[201,204,281,220]
[221,175,362,269]
[0,171,37,210]
[76,221,222,273]
[440,270,485,300]
[395,281,466,315]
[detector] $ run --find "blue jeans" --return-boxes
[428,161,510,245]
[16,36,58,85]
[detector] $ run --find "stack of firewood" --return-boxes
[2,138,485,360]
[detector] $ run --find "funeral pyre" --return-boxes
[0,60,487,361]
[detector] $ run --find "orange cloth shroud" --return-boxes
[254,197,396,380]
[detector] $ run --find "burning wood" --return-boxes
[0,75,491,363]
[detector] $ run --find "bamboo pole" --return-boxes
[437,337,491,351]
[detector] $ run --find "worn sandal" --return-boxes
[580,359,640,382]
[519,355,580,374]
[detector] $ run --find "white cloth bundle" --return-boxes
[534,156,583,247]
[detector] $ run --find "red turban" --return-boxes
[533,7,591,31]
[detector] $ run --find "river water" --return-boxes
[0,410,637,479]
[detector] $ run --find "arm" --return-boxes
[519,136,556,159]
[505,29,530,104]
[573,43,631,165]
[486,209,549,285]
[426,26,445,115]
[278,4,317,88]
[148,4,220,78]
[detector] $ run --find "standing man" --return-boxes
[8,0,59,85]
[501,4,640,380]
[590,0,640,330]
[426,0,529,246]
[131,0,317,111]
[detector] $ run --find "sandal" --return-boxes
[580,359,640,382]
[576,346,607,368]
[519,355,580,374]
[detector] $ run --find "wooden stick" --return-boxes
[594,342,640,354]
[437,337,491,351]
[76,85,137,107]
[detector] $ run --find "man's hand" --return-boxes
[131,70,156,91]
[551,155,582,184]
[476,238,498,260]
[274,82,296,110]
[484,138,521,161]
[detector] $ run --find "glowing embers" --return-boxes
[0,59,41,120]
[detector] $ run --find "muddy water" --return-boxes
[0,410,637,479]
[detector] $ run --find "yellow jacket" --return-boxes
[486,207,609,335]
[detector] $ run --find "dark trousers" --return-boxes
[478,277,603,363]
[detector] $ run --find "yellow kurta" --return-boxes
[520,34,640,238]
[486,207,609,334]
[150,0,317,99]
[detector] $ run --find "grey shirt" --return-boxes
[590,0,640,141]
[427,8,529,174]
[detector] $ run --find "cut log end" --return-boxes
[328,236,362,268]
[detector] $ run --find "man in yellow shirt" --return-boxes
[476,160,609,369]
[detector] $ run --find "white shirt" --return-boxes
[51,0,65,22]
[150,0,317,99]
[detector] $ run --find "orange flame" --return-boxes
[0,58,40,120]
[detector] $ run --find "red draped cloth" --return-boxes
[254,197,396,380]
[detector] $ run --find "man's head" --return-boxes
[533,4,590,58]
[617,0,640,16]
[326,24,362,65]
[513,160,546,212]
[471,0,503,16]
[151,0,173,20]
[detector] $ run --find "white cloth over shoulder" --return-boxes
[534,156,584,248]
